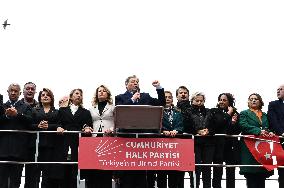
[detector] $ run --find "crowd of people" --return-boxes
[0,75,284,188]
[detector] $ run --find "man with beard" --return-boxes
[175,86,193,188]
[0,83,32,188]
[176,86,191,111]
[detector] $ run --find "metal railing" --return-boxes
[0,129,282,187]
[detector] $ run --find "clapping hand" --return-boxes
[83,125,93,134]
[38,120,48,129]
[5,107,17,117]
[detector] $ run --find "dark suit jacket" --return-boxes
[268,99,284,135]
[32,106,59,148]
[0,100,32,160]
[55,106,92,179]
[207,108,232,134]
[115,88,166,106]
[57,106,92,162]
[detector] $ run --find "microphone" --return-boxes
[133,86,140,103]
[133,86,140,94]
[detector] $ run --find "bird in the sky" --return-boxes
[3,19,11,29]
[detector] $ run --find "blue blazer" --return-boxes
[268,99,284,135]
[115,88,166,106]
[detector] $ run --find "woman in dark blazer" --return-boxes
[207,93,240,188]
[32,88,59,188]
[57,88,93,188]
[239,93,274,188]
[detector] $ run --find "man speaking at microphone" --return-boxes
[115,75,166,106]
[115,75,166,188]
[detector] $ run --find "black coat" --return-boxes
[182,105,211,135]
[0,100,32,160]
[57,106,92,162]
[207,108,232,134]
[32,106,59,148]
[268,99,284,135]
[50,106,92,180]
[176,100,191,112]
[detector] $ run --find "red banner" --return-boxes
[244,135,284,171]
[79,137,194,171]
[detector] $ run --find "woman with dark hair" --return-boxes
[57,88,93,188]
[32,88,59,188]
[207,93,240,188]
[239,93,274,188]
[220,93,241,188]
[86,85,115,188]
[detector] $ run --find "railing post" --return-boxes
[192,135,196,188]
[77,132,81,188]
[35,131,39,162]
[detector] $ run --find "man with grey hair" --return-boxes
[115,75,166,188]
[115,75,165,106]
[21,82,38,108]
[268,84,284,188]
[0,83,32,188]
[20,82,40,188]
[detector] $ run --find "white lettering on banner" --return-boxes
[159,161,180,167]
[125,141,178,149]
[138,161,158,167]
[98,159,181,167]
[149,152,179,159]
[99,159,136,167]
[125,151,180,159]
[126,152,148,158]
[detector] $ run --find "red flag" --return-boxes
[244,135,284,171]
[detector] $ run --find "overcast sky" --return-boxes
[1,0,283,112]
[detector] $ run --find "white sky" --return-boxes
[0,0,283,112]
